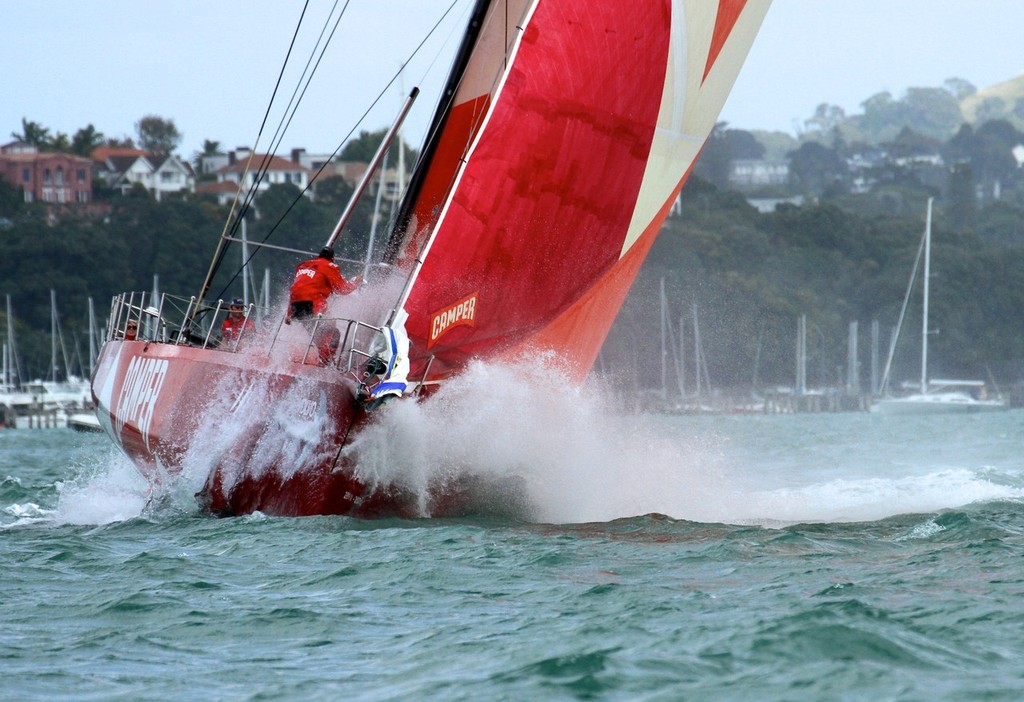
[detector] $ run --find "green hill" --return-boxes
[961,74,1024,128]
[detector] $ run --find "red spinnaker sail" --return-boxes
[393,0,771,382]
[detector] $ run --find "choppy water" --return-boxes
[3,405,1024,701]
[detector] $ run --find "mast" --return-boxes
[693,302,701,400]
[846,320,859,395]
[878,210,928,397]
[241,217,250,307]
[150,275,160,341]
[677,312,686,398]
[796,314,807,395]
[262,268,270,325]
[870,319,879,395]
[51,290,58,383]
[659,277,667,399]
[5,295,18,388]
[324,88,418,251]
[364,147,389,280]
[88,297,97,375]
[921,197,933,394]
[2,299,7,388]
[661,283,685,400]
[397,128,406,203]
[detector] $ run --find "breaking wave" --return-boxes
[341,361,1024,525]
[41,351,1024,527]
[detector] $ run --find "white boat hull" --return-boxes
[68,412,103,433]
[871,392,1008,414]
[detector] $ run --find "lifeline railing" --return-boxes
[105,291,386,376]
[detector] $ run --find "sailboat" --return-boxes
[1,293,91,426]
[40,290,92,408]
[1,295,27,425]
[872,198,1007,414]
[654,283,719,415]
[91,1,772,517]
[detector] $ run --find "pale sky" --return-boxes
[3,1,1022,159]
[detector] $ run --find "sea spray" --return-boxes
[343,359,733,523]
[342,362,1024,525]
[53,447,150,525]
[173,354,339,500]
[729,467,1024,525]
[60,335,1024,525]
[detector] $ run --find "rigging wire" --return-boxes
[213,0,465,304]
[230,0,350,234]
[201,0,350,310]
[193,0,313,317]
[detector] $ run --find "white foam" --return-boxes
[51,351,1023,526]
[344,360,731,522]
[897,518,946,541]
[719,469,1024,527]
[4,502,48,520]
[342,360,1024,525]
[52,450,151,525]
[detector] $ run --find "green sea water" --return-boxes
[2,407,1024,701]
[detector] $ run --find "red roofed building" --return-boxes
[193,179,244,205]
[90,146,149,163]
[0,142,92,204]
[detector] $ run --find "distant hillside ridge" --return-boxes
[740,73,1024,157]
[961,73,1024,128]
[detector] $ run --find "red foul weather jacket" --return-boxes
[221,315,255,342]
[288,258,356,314]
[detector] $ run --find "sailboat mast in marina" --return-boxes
[90,0,773,517]
[919,199,931,397]
[872,198,1006,414]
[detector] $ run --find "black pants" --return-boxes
[290,301,314,320]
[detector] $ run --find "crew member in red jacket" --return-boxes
[285,246,359,323]
[220,298,255,345]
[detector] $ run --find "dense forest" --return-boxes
[3,79,1024,397]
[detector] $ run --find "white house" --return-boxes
[728,159,789,188]
[196,149,312,206]
[96,153,152,195]
[92,147,195,200]
[290,148,337,175]
[150,156,195,200]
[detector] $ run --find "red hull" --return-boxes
[92,339,427,518]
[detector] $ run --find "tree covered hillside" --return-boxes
[3,76,1024,393]
[604,178,1024,396]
